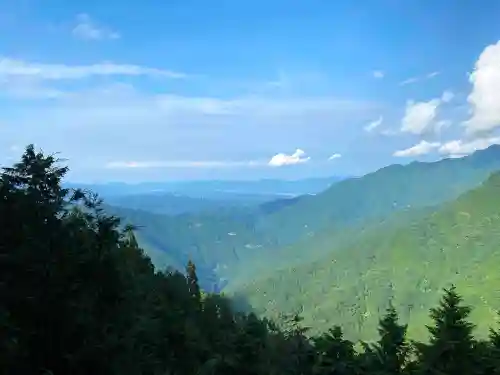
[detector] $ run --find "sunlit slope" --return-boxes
[255,145,500,245]
[103,145,500,292]
[230,171,500,342]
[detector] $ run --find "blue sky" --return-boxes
[1,0,500,182]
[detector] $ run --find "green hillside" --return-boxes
[102,203,285,290]
[107,145,500,291]
[255,145,500,246]
[7,144,500,375]
[229,171,500,342]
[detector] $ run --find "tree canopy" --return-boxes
[1,145,500,375]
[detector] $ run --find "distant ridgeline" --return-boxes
[99,146,500,284]
[4,144,500,375]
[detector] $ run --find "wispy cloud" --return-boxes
[438,136,500,158]
[0,50,381,180]
[72,13,120,41]
[106,149,318,170]
[399,77,419,86]
[393,140,441,157]
[105,160,264,169]
[400,99,441,135]
[373,70,385,79]
[0,81,377,179]
[399,71,440,86]
[400,90,453,135]
[268,149,310,167]
[364,116,383,132]
[328,153,342,160]
[0,57,187,80]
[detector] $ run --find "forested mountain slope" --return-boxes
[230,171,500,342]
[4,144,500,375]
[255,145,500,245]
[108,145,500,291]
[103,203,279,291]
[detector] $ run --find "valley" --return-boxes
[91,144,500,340]
[5,3,500,373]
[5,143,500,375]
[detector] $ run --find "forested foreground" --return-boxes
[1,146,500,375]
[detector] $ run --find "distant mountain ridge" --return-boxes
[67,175,347,200]
[102,145,500,294]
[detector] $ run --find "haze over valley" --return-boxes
[3,1,500,374]
[84,144,500,341]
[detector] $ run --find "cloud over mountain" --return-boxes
[268,149,310,167]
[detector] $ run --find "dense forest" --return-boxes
[234,170,500,341]
[101,145,500,296]
[2,145,500,375]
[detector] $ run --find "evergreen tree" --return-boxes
[0,145,126,374]
[313,325,356,375]
[186,259,202,307]
[3,145,500,375]
[415,285,478,375]
[281,313,315,375]
[366,303,408,375]
[234,313,273,375]
[481,316,500,375]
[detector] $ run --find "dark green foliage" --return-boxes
[362,304,408,375]
[186,259,202,307]
[2,145,500,375]
[484,323,500,375]
[313,325,356,375]
[415,285,478,375]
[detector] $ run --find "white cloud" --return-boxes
[438,136,500,157]
[72,13,120,41]
[399,89,455,135]
[268,149,310,167]
[393,140,441,157]
[0,57,187,80]
[108,148,318,170]
[105,160,263,169]
[399,71,440,86]
[373,70,384,79]
[0,85,374,179]
[399,77,419,86]
[464,40,500,135]
[0,52,380,180]
[401,99,441,135]
[364,116,383,132]
[328,153,342,160]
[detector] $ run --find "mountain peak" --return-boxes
[468,143,500,164]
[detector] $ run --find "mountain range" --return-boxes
[85,144,500,341]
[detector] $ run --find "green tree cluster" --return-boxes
[1,145,500,375]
